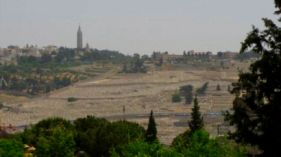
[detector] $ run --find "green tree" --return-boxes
[0,139,24,157]
[180,85,193,104]
[74,116,145,157]
[172,92,182,103]
[225,5,281,155]
[216,84,221,91]
[36,126,75,157]
[111,140,182,157]
[182,130,247,157]
[189,97,204,133]
[19,117,75,156]
[171,130,192,150]
[275,0,281,15]
[196,82,209,96]
[145,110,157,143]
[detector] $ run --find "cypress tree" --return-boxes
[189,97,204,133]
[216,84,221,91]
[145,110,157,143]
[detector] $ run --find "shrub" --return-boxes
[196,82,209,95]
[172,93,182,103]
[179,85,193,104]
[67,97,77,102]
[216,84,221,91]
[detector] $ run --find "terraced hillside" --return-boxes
[0,62,245,144]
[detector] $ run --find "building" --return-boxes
[77,26,83,50]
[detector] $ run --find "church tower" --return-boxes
[77,26,83,50]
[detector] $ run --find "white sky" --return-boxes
[0,0,278,54]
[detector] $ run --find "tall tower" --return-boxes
[77,25,83,50]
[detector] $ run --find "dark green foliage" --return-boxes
[145,110,157,143]
[196,82,209,96]
[172,92,182,103]
[234,51,260,61]
[74,116,110,156]
[227,85,231,92]
[182,130,247,157]
[171,130,192,150]
[0,64,75,95]
[36,126,75,157]
[111,140,181,157]
[74,116,145,157]
[225,18,281,156]
[275,0,281,15]
[114,130,247,157]
[0,139,24,157]
[0,47,131,95]
[74,115,109,131]
[216,84,221,91]
[53,76,72,89]
[172,130,247,157]
[19,117,75,146]
[80,49,130,64]
[67,97,77,102]
[189,97,204,133]
[2,115,250,157]
[122,53,147,73]
[180,85,193,104]
[18,118,75,157]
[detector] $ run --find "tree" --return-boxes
[19,117,75,148]
[182,130,247,157]
[180,85,193,104]
[275,0,281,15]
[225,17,281,156]
[216,84,221,91]
[171,130,192,150]
[172,92,182,103]
[74,116,145,157]
[0,139,24,157]
[227,85,231,92]
[36,126,75,157]
[111,140,181,157]
[145,110,157,143]
[189,97,204,133]
[196,82,209,96]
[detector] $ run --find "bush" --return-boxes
[179,85,193,104]
[0,139,24,157]
[216,84,221,91]
[172,93,182,103]
[67,97,78,102]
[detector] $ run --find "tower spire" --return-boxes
[77,25,83,50]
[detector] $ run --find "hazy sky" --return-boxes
[0,0,278,54]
